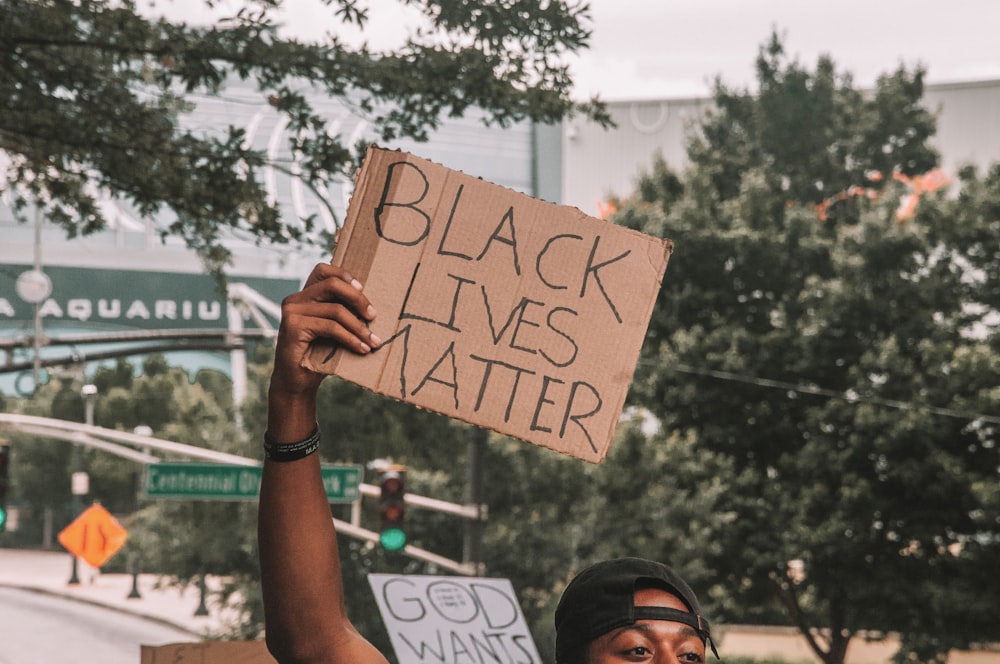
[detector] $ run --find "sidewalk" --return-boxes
[0,547,231,638]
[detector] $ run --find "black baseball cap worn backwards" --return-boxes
[554,557,720,662]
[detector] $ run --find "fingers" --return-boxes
[302,262,351,290]
[299,264,376,321]
[280,264,381,355]
[283,303,380,354]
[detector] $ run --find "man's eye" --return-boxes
[617,645,651,660]
[680,651,705,663]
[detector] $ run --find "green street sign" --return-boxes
[144,463,362,503]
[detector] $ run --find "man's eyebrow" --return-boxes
[620,623,701,639]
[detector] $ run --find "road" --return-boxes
[0,586,195,664]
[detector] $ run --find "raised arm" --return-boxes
[258,264,388,664]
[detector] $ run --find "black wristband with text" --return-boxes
[263,425,320,462]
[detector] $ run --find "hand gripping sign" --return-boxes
[304,146,673,463]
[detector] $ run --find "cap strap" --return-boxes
[632,606,709,633]
[631,607,719,658]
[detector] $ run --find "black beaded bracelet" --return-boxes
[263,425,320,462]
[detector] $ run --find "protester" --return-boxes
[258,263,718,664]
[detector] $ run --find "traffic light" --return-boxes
[378,467,406,551]
[0,444,10,533]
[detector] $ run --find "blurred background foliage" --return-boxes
[1,32,998,664]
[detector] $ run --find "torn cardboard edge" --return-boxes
[303,146,672,463]
[140,641,276,663]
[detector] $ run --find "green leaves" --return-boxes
[618,31,999,664]
[1,0,605,277]
[692,30,938,213]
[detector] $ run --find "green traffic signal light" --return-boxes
[0,506,6,533]
[379,526,406,551]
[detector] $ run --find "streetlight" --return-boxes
[68,383,96,585]
[127,424,152,599]
[16,208,52,391]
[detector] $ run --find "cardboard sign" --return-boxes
[140,641,276,663]
[368,573,542,664]
[304,146,672,462]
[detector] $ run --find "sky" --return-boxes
[153,0,1000,100]
[567,0,1000,100]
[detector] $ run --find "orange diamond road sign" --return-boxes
[57,503,128,568]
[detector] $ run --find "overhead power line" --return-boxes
[667,362,1000,426]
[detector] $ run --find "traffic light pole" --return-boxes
[333,517,479,577]
[463,426,487,577]
[353,481,486,575]
[357,483,483,519]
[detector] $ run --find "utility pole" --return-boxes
[13,208,52,393]
[31,208,44,388]
[68,383,96,585]
[127,425,152,599]
[463,426,487,576]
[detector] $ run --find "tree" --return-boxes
[105,355,265,635]
[4,381,77,546]
[3,353,260,623]
[0,0,608,273]
[615,33,1000,664]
